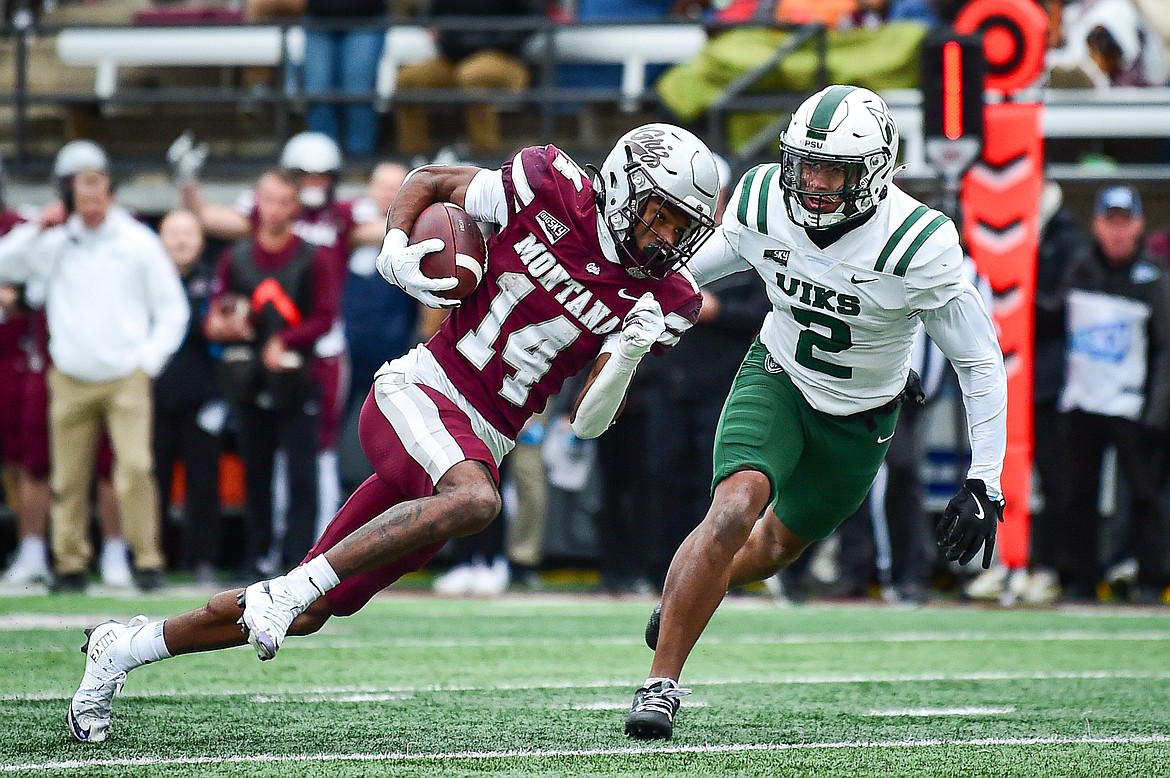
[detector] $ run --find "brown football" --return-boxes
[410,202,488,300]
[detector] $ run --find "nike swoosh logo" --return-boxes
[617,288,642,302]
[877,432,895,444]
[851,275,878,284]
[974,499,985,521]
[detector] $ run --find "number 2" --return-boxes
[791,308,852,379]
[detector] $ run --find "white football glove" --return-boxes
[375,228,460,309]
[166,131,209,183]
[618,292,665,360]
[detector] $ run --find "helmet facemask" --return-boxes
[603,147,716,281]
[780,145,877,230]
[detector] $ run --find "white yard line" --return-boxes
[866,705,1017,717]
[9,669,1170,702]
[5,734,1170,772]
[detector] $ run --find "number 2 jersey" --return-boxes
[413,145,702,441]
[688,163,1007,491]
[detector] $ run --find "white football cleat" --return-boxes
[432,563,476,596]
[2,552,53,587]
[99,546,134,589]
[67,615,148,743]
[237,577,311,661]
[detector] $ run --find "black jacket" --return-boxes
[426,0,545,61]
[155,262,218,413]
[1033,207,1085,402]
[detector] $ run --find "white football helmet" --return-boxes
[53,140,110,180]
[779,85,899,230]
[280,132,342,175]
[280,132,342,209]
[595,123,719,280]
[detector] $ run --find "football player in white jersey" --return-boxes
[626,85,1009,740]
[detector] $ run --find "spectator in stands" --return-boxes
[554,0,679,120]
[153,208,223,586]
[1057,185,1170,602]
[1133,0,1170,74]
[502,410,550,589]
[342,162,416,418]
[302,0,388,157]
[0,148,136,591]
[0,177,47,587]
[0,140,188,593]
[1048,0,1169,88]
[204,169,338,577]
[1024,181,1087,603]
[849,0,941,27]
[395,0,546,156]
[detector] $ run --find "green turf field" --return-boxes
[2,591,1169,776]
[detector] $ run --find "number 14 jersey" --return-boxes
[425,145,702,439]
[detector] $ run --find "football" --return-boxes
[410,202,488,300]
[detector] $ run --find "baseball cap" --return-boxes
[1094,185,1143,218]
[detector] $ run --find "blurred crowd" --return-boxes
[1,129,1169,609]
[12,0,1169,168]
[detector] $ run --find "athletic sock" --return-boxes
[287,555,340,603]
[118,619,172,671]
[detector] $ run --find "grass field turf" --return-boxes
[2,591,1168,776]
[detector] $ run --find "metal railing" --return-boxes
[1,13,828,174]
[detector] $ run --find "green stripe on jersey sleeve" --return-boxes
[736,166,762,228]
[755,165,780,234]
[892,213,951,277]
[874,205,929,273]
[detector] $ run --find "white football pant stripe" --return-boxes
[374,382,465,485]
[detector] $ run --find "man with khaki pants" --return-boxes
[396,0,543,156]
[0,141,188,592]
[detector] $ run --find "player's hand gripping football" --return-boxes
[937,478,1004,569]
[618,293,665,360]
[375,228,459,309]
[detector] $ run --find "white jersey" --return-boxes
[724,168,964,414]
[689,165,1007,494]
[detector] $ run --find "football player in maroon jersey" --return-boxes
[67,124,721,743]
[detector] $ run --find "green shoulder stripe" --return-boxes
[735,166,762,228]
[874,205,929,273]
[892,213,951,277]
[755,164,780,234]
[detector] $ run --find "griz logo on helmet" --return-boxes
[624,127,673,169]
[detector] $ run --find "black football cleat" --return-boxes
[644,602,661,650]
[624,679,690,740]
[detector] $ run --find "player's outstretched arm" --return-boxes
[571,293,664,439]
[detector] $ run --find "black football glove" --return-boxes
[937,478,1004,569]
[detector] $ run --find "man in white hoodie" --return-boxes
[0,141,188,593]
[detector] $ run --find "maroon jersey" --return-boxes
[0,209,27,359]
[238,191,358,276]
[426,145,702,439]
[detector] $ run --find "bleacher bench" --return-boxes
[55,23,707,111]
